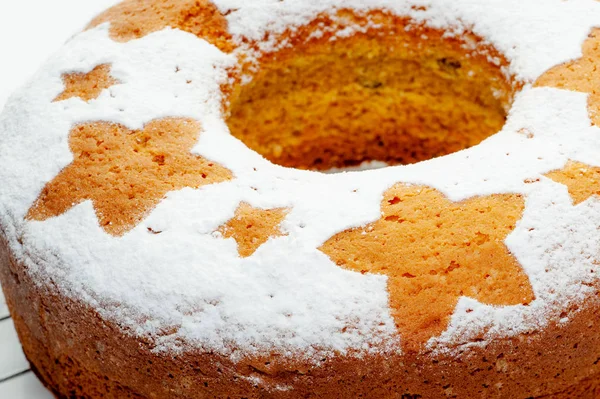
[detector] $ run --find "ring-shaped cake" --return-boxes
[3,0,600,397]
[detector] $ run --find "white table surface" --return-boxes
[0,1,120,397]
[0,290,53,398]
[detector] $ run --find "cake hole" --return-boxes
[226,12,519,171]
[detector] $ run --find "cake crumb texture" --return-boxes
[53,64,119,103]
[218,202,289,258]
[226,11,515,170]
[535,28,600,126]
[546,161,600,205]
[88,0,233,52]
[320,185,534,351]
[27,118,232,236]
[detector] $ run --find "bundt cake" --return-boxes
[2,0,600,397]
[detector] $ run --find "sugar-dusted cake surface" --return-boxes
[3,0,600,397]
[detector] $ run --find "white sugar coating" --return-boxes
[214,0,600,81]
[1,0,600,360]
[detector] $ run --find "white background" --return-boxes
[0,1,120,397]
[0,0,120,110]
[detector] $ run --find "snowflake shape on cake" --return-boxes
[54,64,119,103]
[535,28,600,126]
[319,185,535,351]
[27,118,232,236]
[217,202,289,257]
[546,161,600,204]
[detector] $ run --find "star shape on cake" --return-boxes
[218,202,289,257]
[54,64,119,103]
[319,185,535,351]
[88,0,233,52]
[27,118,232,236]
[546,161,600,205]
[535,28,600,126]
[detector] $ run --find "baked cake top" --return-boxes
[1,0,600,359]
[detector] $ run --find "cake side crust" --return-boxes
[2,235,600,398]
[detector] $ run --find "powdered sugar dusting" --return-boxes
[1,0,600,359]
[214,0,600,80]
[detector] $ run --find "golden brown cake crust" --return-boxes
[26,118,232,236]
[88,0,233,52]
[535,28,600,127]
[546,161,600,205]
[4,1,600,398]
[217,203,290,258]
[53,64,119,103]
[2,234,600,398]
[320,186,534,351]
